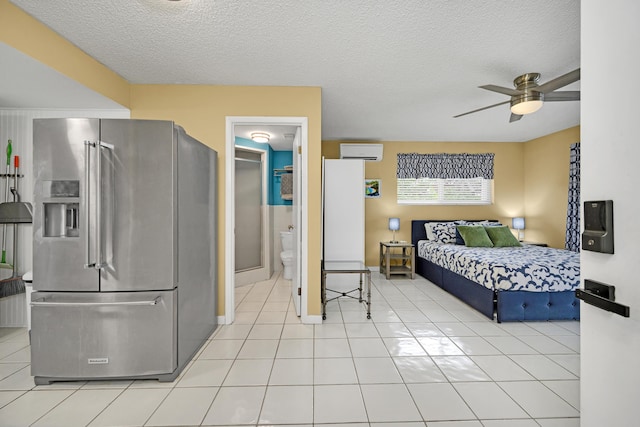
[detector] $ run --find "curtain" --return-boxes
[565,142,581,252]
[397,153,494,179]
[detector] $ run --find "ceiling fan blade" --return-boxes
[453,100,511,118]
[479,84,522,96]
[544,91,581,101]
[532,68,580,94]
[509,113,523,123]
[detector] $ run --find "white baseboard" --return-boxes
[301,314,323,324]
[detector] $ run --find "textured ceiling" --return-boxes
[8,0,580,142]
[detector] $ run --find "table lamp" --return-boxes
[512,217,525,241]
[388,217,400,243]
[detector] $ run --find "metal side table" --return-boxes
[321,260,371,320]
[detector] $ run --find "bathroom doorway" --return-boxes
[225,117,309,324]
[234,147,270,286]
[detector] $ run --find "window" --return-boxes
[397,153,494,205]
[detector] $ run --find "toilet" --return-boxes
[280,231,293,280]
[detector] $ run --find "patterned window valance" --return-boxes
[397,153,495,180]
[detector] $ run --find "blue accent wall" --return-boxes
[235,137,293,206]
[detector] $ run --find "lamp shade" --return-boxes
[388,217,400,231]
[512,217,525,230]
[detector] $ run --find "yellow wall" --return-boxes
[0,0,130,108]
[524,126,580,248]
[130,85,322,315]
[323,141,526,266]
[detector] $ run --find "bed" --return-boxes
[411,220,580,322]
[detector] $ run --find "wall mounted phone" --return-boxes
[582,200,614,254]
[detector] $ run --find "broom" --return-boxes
[0,156,24,298]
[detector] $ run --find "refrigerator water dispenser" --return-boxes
[42,180,80,238]
[44,203,79,238]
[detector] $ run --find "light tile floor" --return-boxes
[0,271,580,426]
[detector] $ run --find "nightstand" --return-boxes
[379,241,415,279]
[522,241,548,247]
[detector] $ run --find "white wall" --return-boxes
[581,1,640,425]
[0,109,129,327]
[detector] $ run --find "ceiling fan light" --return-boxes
[510,89,544,116]
[510,100,543,115]
[251,132,270,143]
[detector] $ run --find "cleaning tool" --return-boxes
[0,155,25,298]
[0,139,11,269]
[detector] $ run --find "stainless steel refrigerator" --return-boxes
[30,118,217,385]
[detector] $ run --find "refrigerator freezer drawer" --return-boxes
[30,290,177,381]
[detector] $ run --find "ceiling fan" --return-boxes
[454,68,580,123]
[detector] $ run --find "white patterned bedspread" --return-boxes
[417,241,580,292]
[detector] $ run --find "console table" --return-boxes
[321,260,371,320]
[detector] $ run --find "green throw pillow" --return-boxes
[456,225,494,247]
[485,225,522,247]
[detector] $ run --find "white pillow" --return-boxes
[430,222,458,244]
[424,222,436,240]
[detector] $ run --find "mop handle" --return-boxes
[13,156,19,201]
[12,155,19,276]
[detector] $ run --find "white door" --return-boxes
[581,2,640,425]
[291,127,302,316]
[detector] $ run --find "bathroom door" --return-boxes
[291,127,302,315]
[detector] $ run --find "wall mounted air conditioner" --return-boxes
[339,143,383,161]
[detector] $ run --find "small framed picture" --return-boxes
[365,179,381,198]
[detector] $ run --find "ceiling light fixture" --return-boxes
[509,73,544,115]
[510,93,544,115]
[251,132,270,143]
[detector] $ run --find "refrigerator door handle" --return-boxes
[31,296,162,307]
[95,141,115,270]
[84,141,96,269]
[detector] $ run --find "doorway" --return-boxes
[225,117,309,324]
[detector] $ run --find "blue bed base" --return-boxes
[411,220,580,322]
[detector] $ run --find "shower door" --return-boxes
[234,148,270,285]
